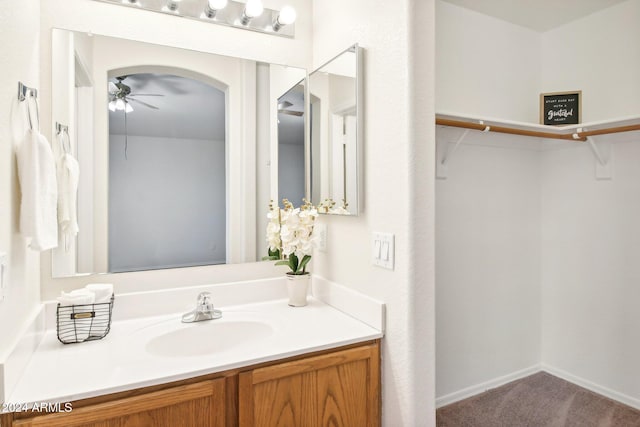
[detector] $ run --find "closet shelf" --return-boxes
[436,113,640,142]
[436,113,640,180]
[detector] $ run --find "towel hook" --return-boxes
[18,82,40,131]
[56,122,71,154]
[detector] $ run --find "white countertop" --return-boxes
[6,297,382,406]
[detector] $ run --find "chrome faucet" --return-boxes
[181,292,222,323]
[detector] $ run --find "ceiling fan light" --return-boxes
[108,101,117,112]
[125,102,134,113]
[115,99,126,110]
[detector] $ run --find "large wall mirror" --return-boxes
[309,44,362,216]
[50,28,306,278]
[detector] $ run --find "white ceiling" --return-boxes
[440,0,629,32]
[109,73,225,141]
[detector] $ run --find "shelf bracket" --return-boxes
[437,129,470,179]
[585,136,613,180]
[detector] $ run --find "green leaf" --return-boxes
[267,247,281,258]
[289,253,299,272]
[298,255,312,273]
[274,260,290,267]
[262,255,279,261]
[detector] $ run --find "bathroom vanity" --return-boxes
[0,278,384,427]
[1,341,380,427]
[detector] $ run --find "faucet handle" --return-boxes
[197,292,212,304]
[181,292,221,323]
[197,292,214,312]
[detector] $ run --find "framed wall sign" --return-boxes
[540,91,582,126]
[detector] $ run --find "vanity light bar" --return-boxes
[92,0,296,38]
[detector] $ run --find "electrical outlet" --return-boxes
[372,232,394,270]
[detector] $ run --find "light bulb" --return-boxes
[108,101,117,112]
[115,99,126,111]
[273,5,296,31]
[278,6,296,25]
[206,0,227,18]
[125,102,134,113]
[208,0,227,9]
[166,0,180,11]
[244,0,263,18]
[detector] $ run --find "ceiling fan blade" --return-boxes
[126,73,188,94]
[108,82,118,94]
[129,98,160,110]
[129,94,165,97]
[278,100,294,110]
[279,110,304,117]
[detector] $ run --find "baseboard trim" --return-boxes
[540,364,640,411]
[436,364,541,408]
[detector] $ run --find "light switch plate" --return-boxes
[314,223,327,252]
[372,232,394,270]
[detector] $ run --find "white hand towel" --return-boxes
[84,284,113,337]
[56,149,80,251]
[57,290,95,342]
[57,289,95,306]
[16,130,59,251]
[85,283,114,304]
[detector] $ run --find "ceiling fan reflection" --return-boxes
[108,76,163,112]
[278,100,303,117]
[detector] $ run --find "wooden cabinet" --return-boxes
[0,341,380,427]
[239,343,380,427]
[9,379,227,427]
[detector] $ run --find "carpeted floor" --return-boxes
[437,372,640,427]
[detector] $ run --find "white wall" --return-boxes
[312,0,436,424]
[436,133,542,398]
[435,0,640,408]
[0,0,42,362]
[436,0,541,122]
[436,132,640,410]
[541,137,640,407]
[108,135,226,271]
[38,0,312,297]
[541,0,640,122]
[437,0,640,125]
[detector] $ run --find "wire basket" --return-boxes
[56,295,114,344]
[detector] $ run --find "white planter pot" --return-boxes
[286,273,310,307]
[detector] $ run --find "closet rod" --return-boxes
[579,124,640,138]
[436,118,586,142]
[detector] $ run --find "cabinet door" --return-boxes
[13,379,226,427]
[239,343,380,427]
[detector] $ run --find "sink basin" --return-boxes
[144,320,274,358]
